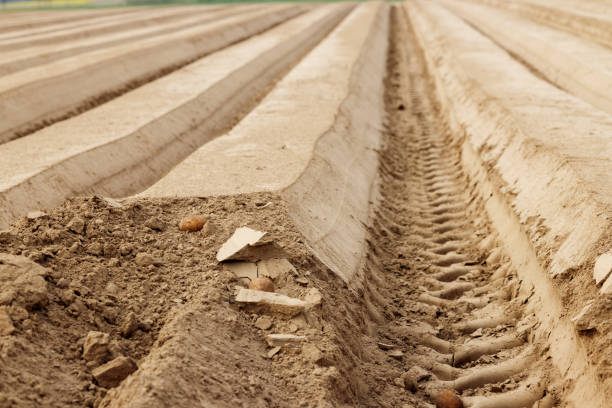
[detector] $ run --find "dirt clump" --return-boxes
[92,357,138,388]
[0,191,419,407]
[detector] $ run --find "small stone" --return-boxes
[235,288,308,316]
[178,216,207,232]
[388,349,404,359]
[266,346,281,359]
[0,307,15,336]
[67,217,86,234]
[249,277,275,293]
[265,334,307,347]
[594,253,612,285]
[144,217,166,232]
[120,312,139,338]
[217,227,286,262]
[27,211,47,220]
[433,389,463,408]
[394,377,405,388]
[377,342,395,351]
[92,356,137,388]
[217,227,266,261]
[0,254,49,309]
[82,331,110,363]
[254,316,273,330]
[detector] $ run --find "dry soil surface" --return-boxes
[1,2,612,407]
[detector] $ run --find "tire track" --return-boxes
[368,7,556,407]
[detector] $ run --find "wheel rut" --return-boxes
[365,7,558,407]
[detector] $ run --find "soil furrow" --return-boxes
[442,0,612,118]
[0,6,248,76]
[468,0,612,50]
[407,2,612,404]
[0,3,350,230]
[359,6,557,406]
[0,8,141,35]
[0,4,308,145]
[0,6,221,50]
[0,2,608,407]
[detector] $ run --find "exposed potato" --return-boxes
[178,216,208,232]
[433,389,463,408]
[248,276,275,293]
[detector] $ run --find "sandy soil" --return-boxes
[0,7,553,407]
[0,4,307,144]
[1,2,611,407]
[0,7,239,75]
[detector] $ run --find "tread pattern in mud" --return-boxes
[370,8,556,407]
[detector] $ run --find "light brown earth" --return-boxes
[0,2,611,407]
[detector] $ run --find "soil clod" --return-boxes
[82,331,110,363]
[92,356,137,388]
[0,307,15,336]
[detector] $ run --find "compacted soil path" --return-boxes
[360,8,556,406]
